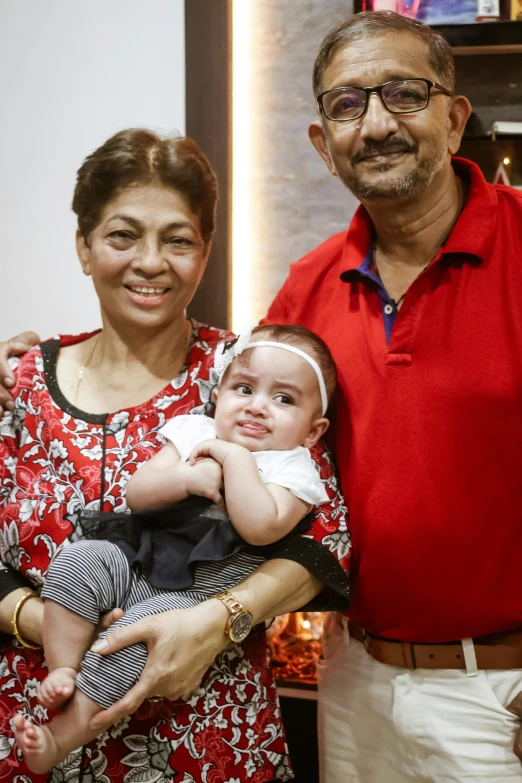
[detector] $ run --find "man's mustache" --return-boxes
[352,137,418,165]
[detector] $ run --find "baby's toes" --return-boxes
[39,673,75,709]
[12,713,26,732]
[24,725,43,749]
[59,680,74,696]
[37,685,52,706]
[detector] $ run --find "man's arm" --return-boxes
[0,332,40,416]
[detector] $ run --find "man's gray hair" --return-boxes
[313,11,455,97]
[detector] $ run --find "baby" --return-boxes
[14,323,337,773]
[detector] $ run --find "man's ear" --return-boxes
[309,121,338,178]
[76,229,92,276]
[303,417,330,449]
[447,95,472,156]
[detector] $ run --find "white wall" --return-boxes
[0,0,185,338]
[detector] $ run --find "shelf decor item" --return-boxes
[490,120,522,139]
[476,0,511,21]
[354,1,522,52]
[267,612,327,685]
[493,160,511,184]
[356,0,479,23]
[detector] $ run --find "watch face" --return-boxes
[230,612,253,643]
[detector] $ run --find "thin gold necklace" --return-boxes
[75,335,100,404]
[74,319,191,405]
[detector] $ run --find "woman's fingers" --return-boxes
[90,673,156,732]
[89,603,229,734]
[91,617,150,655]
[89,618,161,731]
[89,651,209,733]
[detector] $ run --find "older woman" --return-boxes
[0,129,350,782]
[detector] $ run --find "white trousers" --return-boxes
[317,613,522,782]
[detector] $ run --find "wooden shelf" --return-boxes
[277,682,318,701]
[432,21,522,53]
[452,44,522,55]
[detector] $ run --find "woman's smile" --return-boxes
[124,283,172,308]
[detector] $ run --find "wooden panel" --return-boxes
[457,53,522,136]
[459,137,522,184]
[453,44,522,54]
[435,20,522,48]
[185,0,230,330]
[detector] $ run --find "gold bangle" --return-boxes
[11,592,42,650]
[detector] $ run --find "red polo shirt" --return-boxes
[265,158,522,642]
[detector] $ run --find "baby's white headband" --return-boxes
[214,327,329,415]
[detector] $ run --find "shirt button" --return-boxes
[384,304,394,315]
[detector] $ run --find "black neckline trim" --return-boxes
[41,340,109,425]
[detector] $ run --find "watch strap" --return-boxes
[214,590,245,618]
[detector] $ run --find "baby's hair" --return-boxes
[250,324,337,404]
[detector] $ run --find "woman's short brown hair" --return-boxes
[72,128,218,244]
[313,11,455,97]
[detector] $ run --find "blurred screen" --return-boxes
[360,0,478,24]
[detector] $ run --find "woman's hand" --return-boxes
[0,332,40,416]
[88,599,229,733]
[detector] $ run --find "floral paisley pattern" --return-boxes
[0,320,350,782]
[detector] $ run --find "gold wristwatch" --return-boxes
[214,590,253,643]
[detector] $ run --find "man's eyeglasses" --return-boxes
[317,78,453,122]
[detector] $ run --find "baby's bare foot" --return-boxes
[13,713,62,774]
[38,667,77,710]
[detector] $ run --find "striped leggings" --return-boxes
[41,539,263,709]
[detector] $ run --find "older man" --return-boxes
[264,10,522,783]
[2,9,522,783]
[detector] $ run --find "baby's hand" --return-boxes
[188,439,243,466]
[184,456,225,509]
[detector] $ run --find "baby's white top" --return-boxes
[159,414,329,507]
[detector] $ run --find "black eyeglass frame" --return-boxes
[317,78,453,122]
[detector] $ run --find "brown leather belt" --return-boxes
[348,621,522,670]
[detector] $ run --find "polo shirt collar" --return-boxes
[340,157,498,280]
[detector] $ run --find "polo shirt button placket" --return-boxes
[384,303,394,315]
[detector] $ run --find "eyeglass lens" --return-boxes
[322,79,429,121]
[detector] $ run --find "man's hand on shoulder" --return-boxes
[0,331,40,417]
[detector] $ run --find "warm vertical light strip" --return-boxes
[231,0,252,333]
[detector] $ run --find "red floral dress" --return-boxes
[0,321,351,783]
